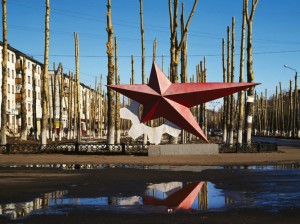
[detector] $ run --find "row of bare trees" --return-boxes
[221,0,259,146]
[1,0,107,145]
[1,0,268,146]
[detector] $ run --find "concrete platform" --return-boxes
[148,144,219,156]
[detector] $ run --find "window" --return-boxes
[11,54,14,63]
[7,100,10,109]
[12,85,14,94]
[8,84,10,93]
[28,89,31,97]
[28,103,31,112]
[7,52,10,62]
[28,62,31,70]
[8,68,10,77]
[38,92,41,100]
[28,117,31,126]
[28,75,31,84]
[12,70,14,79]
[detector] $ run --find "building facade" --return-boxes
[0,42,102,137]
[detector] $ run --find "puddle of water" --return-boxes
[1,163,299,172]
[0,181,225,220]
[1,178,300,220]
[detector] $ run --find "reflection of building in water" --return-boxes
[110,196,141,206]
[144,181,208,211]
[0,190,68,220]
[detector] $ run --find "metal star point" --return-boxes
[108,62,259,143]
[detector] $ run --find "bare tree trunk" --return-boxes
[84,90,88,137]
[106,0,115,145]
[294,74,298,137]
[288,80,293,137]
[245,0,258,145]
[67,72,72,139]
[226,26,231,144]
[32,64,39,140]
[180,2,187,143]
[51,64,56,141]
[114,37,121,144]
[41,0,50,145]
[1,0,8,145]
[229,17,235,145]
[274,86,278,135]
[74,32,81,142]
[58,66,63,141]
[222,38,227,143]
[203,57,207,137]
[279,82,284,136]
[139,0,146,84]
[264,89,268,135]
[20,57,27,141]
[237,0,247,146]
[99,74,103,139]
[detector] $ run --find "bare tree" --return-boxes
[74,32,81,142]
[245,0,259,145]
[229,17,235,145]
[51,64,57,141]
[225,26,231,144]
[58,66,64,141]
[221,38,227,143]
[237,0,247,146]
[106,0,115,145]
[139,0,146,85]
[1,0,8,144]
[32,64,39,140]
[279,82,284,136]
[168,0,198,83]
[288,80,293,137]
[41,0,50,145]
[98,74,103,139]
[114,37,121,143]
[20,57,27,141]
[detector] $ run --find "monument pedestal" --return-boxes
[148,144,219,156]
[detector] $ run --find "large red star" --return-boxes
[108,63,259,143]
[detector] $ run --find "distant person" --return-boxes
[29,127,33,136]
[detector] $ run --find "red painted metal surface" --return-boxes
[108,62,259,142]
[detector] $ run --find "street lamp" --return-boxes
[284,65,299,138]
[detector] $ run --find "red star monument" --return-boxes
[108,63,259,143]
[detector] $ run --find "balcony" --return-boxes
[15,78,22,85]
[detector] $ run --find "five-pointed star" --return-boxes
[108,63,259,143]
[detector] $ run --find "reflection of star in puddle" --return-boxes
[108,62,259,142]
[143,182,205,211]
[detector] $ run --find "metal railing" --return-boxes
[1,142,277,155]
[1,142,149,156]
[219,142,278,153]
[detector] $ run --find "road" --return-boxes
[253,136,300,147]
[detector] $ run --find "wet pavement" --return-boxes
[1,164,300,222]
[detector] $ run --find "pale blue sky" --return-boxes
[1,0,300,108]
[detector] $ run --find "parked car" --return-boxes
[212,129,223,137]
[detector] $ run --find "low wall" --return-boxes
[148,144,219,156]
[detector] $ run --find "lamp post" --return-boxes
[284,65,299,138]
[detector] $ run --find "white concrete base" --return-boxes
[148,144,219,156]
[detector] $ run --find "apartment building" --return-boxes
[0,42,102,137]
